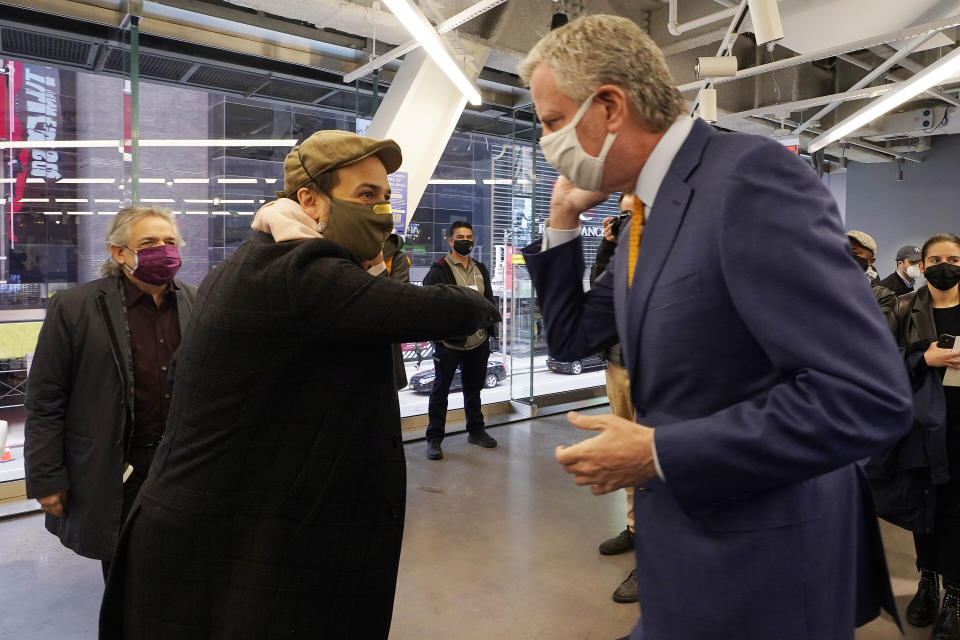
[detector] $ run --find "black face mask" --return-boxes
[453,240,474,256]
[923,262,960,291]
[852,254,869,271]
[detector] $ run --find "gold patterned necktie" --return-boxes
[627,198,645,287]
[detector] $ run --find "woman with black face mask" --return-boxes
[873,232,960,640]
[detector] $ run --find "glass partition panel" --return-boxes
[0,54,131,482]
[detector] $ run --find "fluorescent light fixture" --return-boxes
[185,210,209,215]
[138,139,296,148]
[428,179,476,184]
[381,0,482,105]
[42,211,62,216]
[0,140,120,149]
[138,178,166,184]
[343,0,508,83]
[237,211,255,216]
[98,211,118,215]
[0,178,15,184]
[57,178,116,184]
[26,178,43,183]
[184,199,216,204]
[0,139,296,150]
[263,178,278,184]
[173,178,209,184]
[141,198,176,203]
[218,178,258,184]
[483,179,513,185]
[56,198,89,203]
[67,211,94,215]
[809,44,960,153]
[95,198,122,203]
[19,198,49,203]
[212,210,230,215]
[220,199,255,204]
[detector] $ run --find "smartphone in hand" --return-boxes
[941,334,960,387]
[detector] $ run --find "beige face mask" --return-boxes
[321,199,394,262]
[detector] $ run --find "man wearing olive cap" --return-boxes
[100,130,501,639]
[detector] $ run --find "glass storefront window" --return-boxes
[1,44,623,484]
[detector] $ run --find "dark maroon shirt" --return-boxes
[121,276,180,447]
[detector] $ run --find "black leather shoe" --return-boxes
[612,568,638,603]
[599,528,635,555]
[907,570,941,627]
[426,440,443,460]
[931,587,960,640]
[467,430,497,448]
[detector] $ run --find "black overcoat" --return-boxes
[99,233,500,639]
[24,276,197,560]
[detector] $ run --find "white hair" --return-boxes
[99,205,184,277]
[518,14,686,132]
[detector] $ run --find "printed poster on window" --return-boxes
[388,171,408,236]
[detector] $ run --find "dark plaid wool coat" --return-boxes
[100,233,500,639]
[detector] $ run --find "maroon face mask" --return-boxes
[123,244,182,285]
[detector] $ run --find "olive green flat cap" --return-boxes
[281,130,402,198]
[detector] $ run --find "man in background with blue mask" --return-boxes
[518,14,912,640]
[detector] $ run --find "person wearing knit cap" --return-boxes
[100,130,501,640]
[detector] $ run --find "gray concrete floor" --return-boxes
[0,409,937,639]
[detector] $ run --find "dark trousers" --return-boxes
[426,341,489,442]
[915,423,960,587]
[101,444,158,582]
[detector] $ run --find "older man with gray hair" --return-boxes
[519,14,912,640]
[25,205,197,580]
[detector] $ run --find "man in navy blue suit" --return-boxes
[518,15,914,640]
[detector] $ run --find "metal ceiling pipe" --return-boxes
[839,51,960,107]
[719,83,903,121]
[794,0,960,134]
[668,0,738,36]
[792,30,943,134]
[868,45,960,107]
[676,11,960,92]
[748,115,922,162]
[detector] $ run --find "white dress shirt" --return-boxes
[540,115,698,481]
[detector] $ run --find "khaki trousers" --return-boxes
[605,363,636,531]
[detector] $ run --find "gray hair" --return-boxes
[99,205,183,277]
[518,15,686,132]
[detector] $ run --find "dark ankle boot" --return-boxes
[907,570,941,627]
[930,586,960,640]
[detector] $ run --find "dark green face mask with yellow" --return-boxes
[322,199,394,262]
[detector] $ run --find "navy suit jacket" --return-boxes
[523,120,912,639]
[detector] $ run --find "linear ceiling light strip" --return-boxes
[343,0,507,84]
[808,44,960,152]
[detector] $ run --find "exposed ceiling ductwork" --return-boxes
[1,0,959,162]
